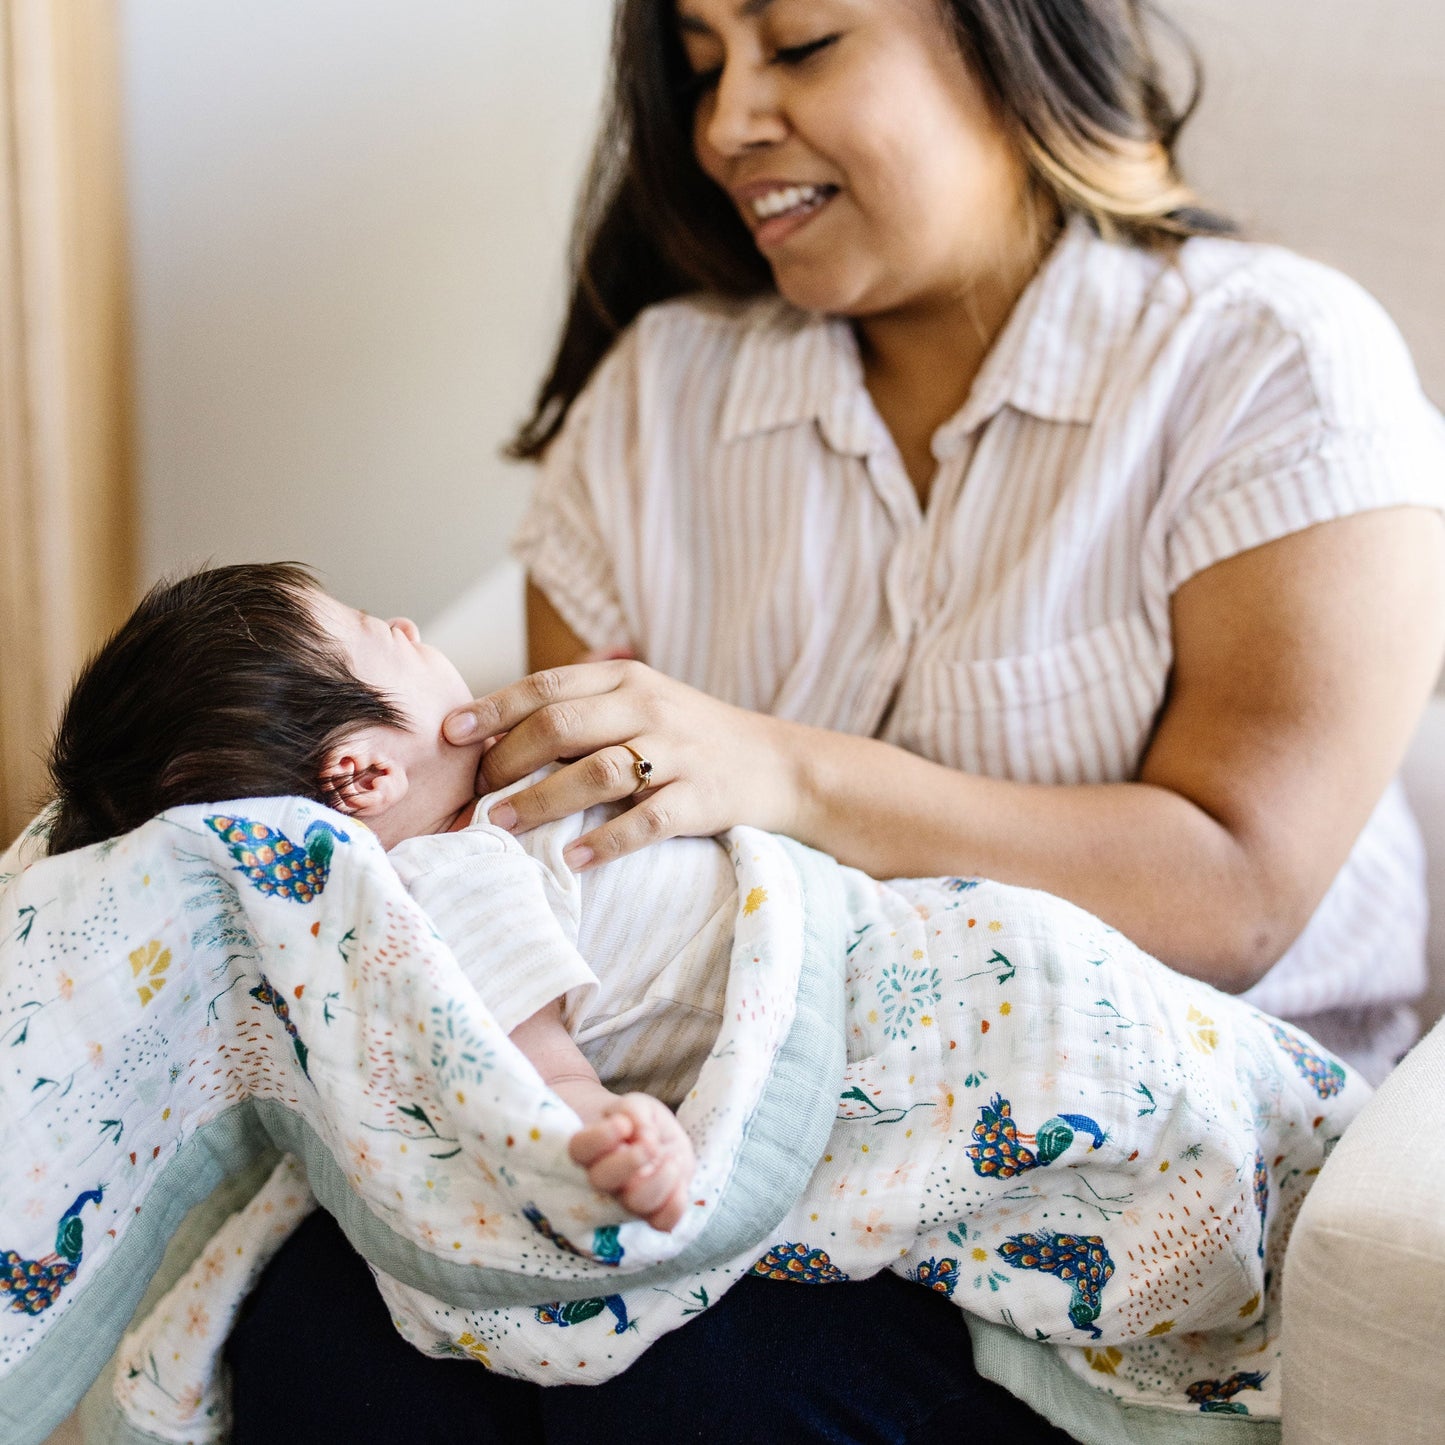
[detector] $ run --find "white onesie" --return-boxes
[388,777,735,1107]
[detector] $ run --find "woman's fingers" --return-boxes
[480,691,657,796]
[486,744,663,836]
[442,660,635,747]
[561,787,686,871]
[445,657,800,863]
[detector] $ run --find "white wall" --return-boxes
[120,0,613,622]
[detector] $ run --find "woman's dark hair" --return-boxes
[45,562,405,856]
[510,0,1231,459]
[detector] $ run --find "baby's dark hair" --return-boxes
[46,562,406,856]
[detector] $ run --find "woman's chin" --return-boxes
[771,266,875,318]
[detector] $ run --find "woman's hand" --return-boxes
[443,660,804,869]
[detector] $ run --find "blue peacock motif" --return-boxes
[534,1295,631,1332]
[750,1242,850,1284]
[205,815,349,904]
[1252,1149,1269,1258]
[997,1230,1115,1338]
[250,974,310,1077]
[2,1186,105,1315]
[911,1257,960,1297]
[1267,1023,1346,1099]
[522,1205,624,1267]
[1186,1371,1268,1414]
[967,1094,1108,1179]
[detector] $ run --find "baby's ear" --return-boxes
[319,737,408,819]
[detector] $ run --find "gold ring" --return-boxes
[620,743,653,793]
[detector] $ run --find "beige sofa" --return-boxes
[1280,702,1445,1444]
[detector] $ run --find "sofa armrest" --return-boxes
[1400,694,1445,1030]
[1282,1014,1445,1443]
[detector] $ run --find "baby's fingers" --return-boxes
[567,1114,633,1169]
[638,1180,689,1233]
[585,1143,659,1196]
[616,1158,682,1224]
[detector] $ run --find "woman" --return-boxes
[230,1,1445,1439]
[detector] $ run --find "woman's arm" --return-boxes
[788,507,1445,987]
[527,583,590,670]
[449,508,1444,991]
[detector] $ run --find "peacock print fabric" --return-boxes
[0,801,1367,1445]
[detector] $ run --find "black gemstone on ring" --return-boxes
[634,758,653,787]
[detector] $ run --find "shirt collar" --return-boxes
[718,299,883,455]
[718,216,1164,455]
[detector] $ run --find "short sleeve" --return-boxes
[388,826,599,1036]
[511,348,636,655]
[1160,262,1445,594]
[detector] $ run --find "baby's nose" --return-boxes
[390,617,421,643]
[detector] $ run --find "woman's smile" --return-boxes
[732,178,841,248]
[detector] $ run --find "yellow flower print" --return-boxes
[742,886,768,916]
[1084,1346,1123,1375]
[129,940,172,1007]
[456,1331,492,1366]
[1186,1004,1219,1053]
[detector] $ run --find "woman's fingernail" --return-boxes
[489,802,517,831]
[445,713,478,743]
[564,844,594,872]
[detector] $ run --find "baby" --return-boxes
[46,562,700,1232]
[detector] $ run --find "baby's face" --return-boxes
[309,591,473,734]
[299,589,481,843]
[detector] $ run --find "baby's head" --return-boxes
[47,562,482,856]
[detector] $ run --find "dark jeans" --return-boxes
[227,1209,1079,1444]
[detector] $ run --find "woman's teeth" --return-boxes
[751,184,834,221]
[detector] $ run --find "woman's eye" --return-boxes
[773,34,839,66]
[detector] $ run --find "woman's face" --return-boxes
[676,0,1035,319]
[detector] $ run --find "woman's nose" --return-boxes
[699,59,788,159]
[389,617,420,643]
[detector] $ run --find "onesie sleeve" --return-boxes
[388,826,598,1036]
[511,344,636,656]
[1160,262,1445,594]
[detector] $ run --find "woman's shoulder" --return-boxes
[1171,236,1413,367]
[1159,234,1431,428]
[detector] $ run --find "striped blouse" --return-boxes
[513,218,1445,1083]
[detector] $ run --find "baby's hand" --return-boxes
[567,1093,695,1232]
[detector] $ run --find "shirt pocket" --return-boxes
[923,612,1166,785]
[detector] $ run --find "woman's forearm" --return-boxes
[775,718,1298,993]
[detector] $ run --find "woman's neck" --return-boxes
[855,214,1057,505]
